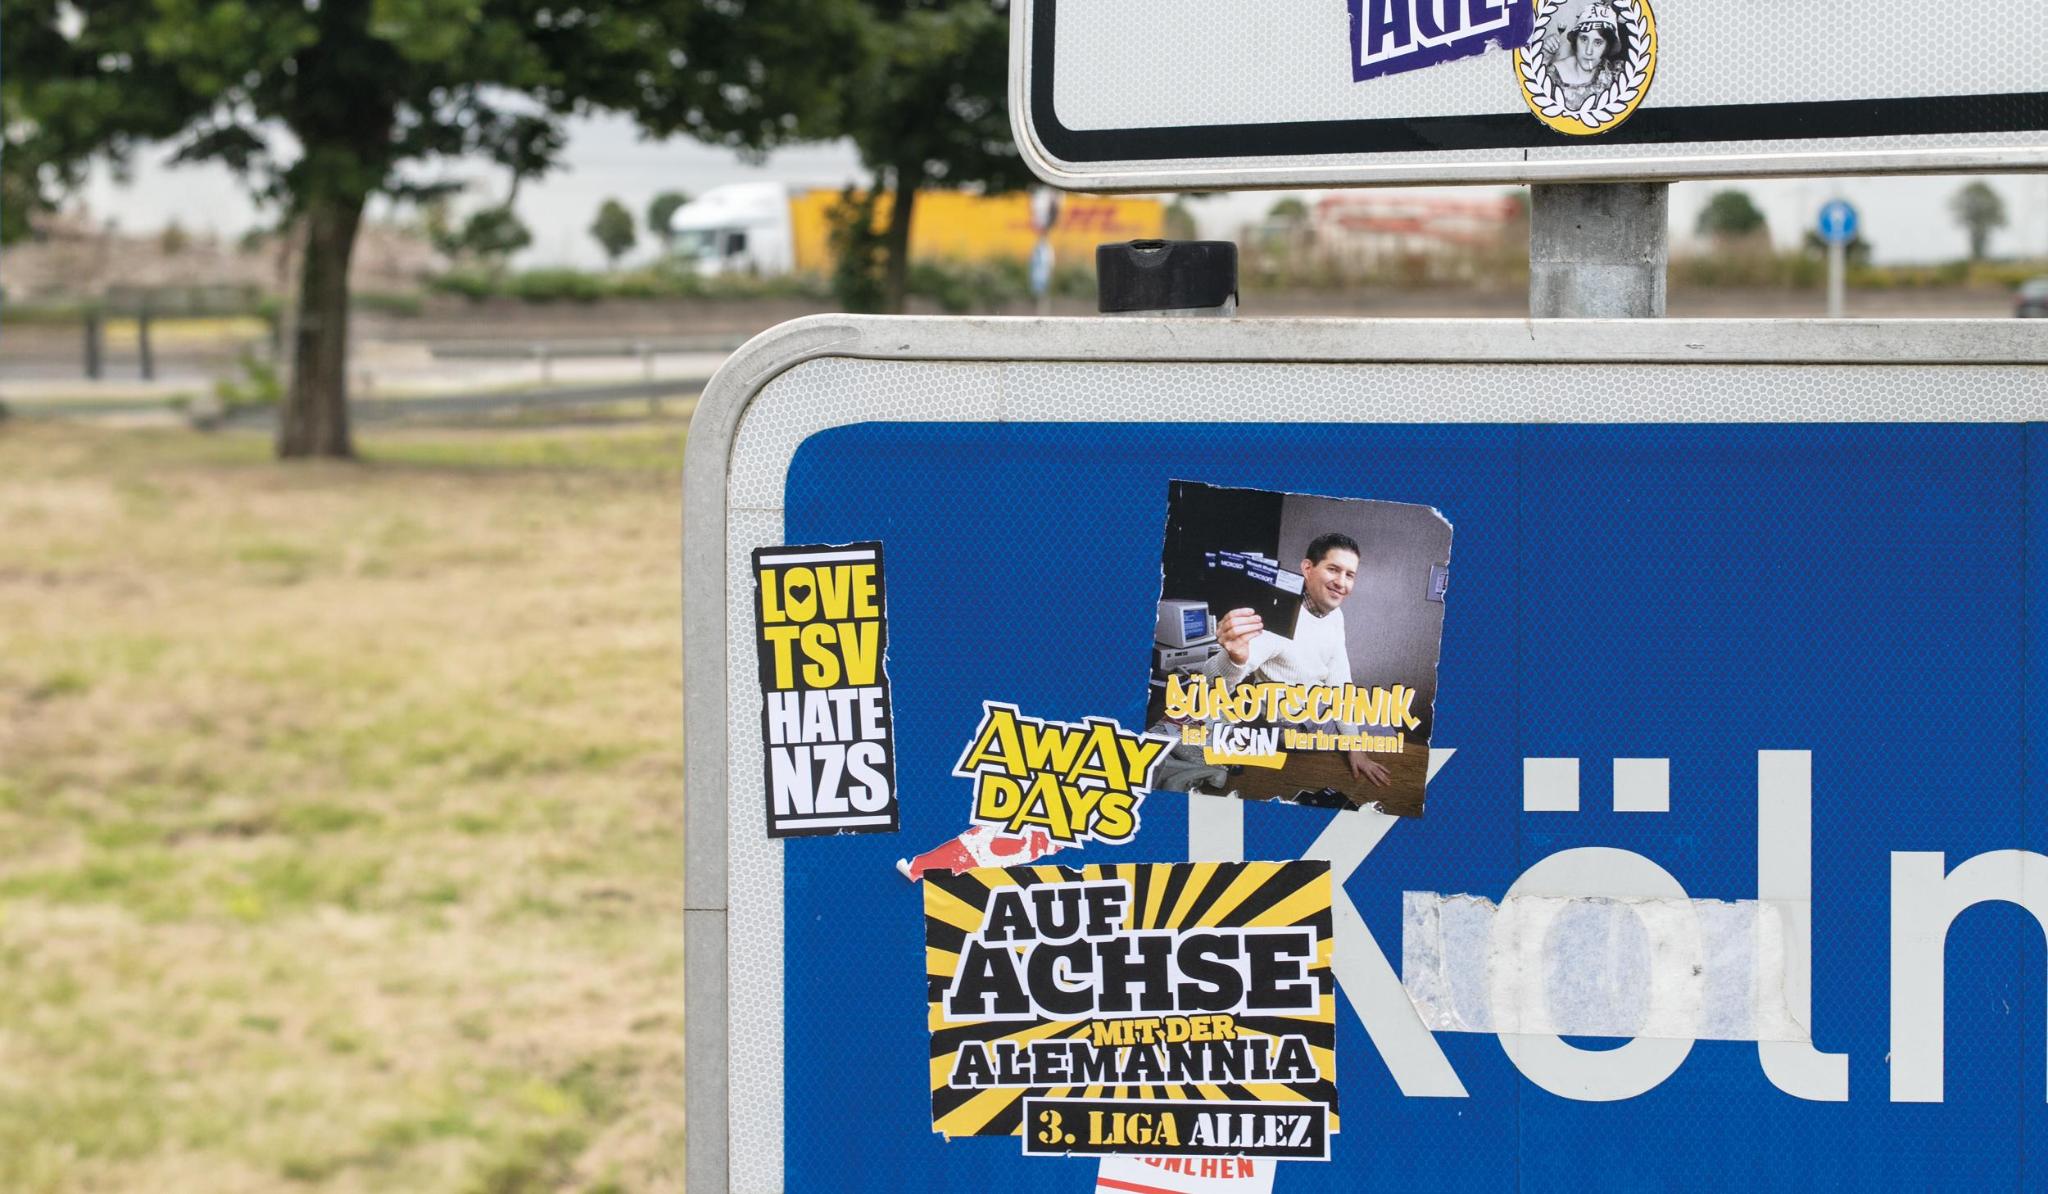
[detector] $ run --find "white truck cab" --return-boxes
[665,183,798,276]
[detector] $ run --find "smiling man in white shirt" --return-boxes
[1203,531,1392,788]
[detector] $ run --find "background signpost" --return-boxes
[1030,189,1063,315]
[1817,199,1861,318]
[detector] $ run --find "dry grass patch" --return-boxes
[0,420,686,1192]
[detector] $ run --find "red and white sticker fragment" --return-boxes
[1096,1155,1276,1194]
[896,824,1064,881]
[898,701,1168,881]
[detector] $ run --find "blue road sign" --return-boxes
[1818,199,1860,246]
[687,319,2048,1194]
[781,417,2042,1192]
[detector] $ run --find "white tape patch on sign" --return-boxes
[1401,892,1807,1042]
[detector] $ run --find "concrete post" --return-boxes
[137,300,156,381]
[1530,183,1669,318]
[1826,241,1847,318]
[84,310,105,379]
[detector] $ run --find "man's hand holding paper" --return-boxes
[1217,607,1264,665]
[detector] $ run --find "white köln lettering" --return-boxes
[1205,749,2009,1105]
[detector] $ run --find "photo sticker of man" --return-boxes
[1146,482,1452,818]
[1515,0,1658,136]
[1209,533,1391,791]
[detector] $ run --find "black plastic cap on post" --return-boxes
[1096,240,1238,314]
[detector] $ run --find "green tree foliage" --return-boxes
[1266,197,1311,226]
[826,0,1033,313]
[1695,190,1767,240]
[1950,181,2008,262]
[647,191,690,241]
[1163,198,1199,242]
[825,187,888,313]
[455,207,534,268]
[590,199,638,267]
[1800,229,1874,269]
[425,201,533,275]
[3,0,837,457]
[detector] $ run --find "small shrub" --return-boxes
[509,269,606,304]
[907,258,1035,313]
[351,291,424,317]
[604,270,670,301]
[426,269,501,302]
[214,350,284,410]
[826,188,887,313]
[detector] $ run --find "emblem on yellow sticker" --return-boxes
[1514,0,1657,136]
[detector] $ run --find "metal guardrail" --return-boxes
[307,376,712,422]
[424,334,751,360]
[6,376,712,424]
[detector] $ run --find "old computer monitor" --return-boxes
[1156,599,1215,648]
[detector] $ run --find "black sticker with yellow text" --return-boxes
[753,542,897,837]
[925,862,1336,1159]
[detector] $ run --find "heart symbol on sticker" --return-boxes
[782,576,812,607]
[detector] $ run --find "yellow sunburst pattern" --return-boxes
[925,861,1336,1143]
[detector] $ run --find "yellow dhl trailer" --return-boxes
[667,182,1165,276]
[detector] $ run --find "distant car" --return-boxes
[2018,277,2048,318]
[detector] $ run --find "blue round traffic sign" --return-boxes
[1817,199,1859,245]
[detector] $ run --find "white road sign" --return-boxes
[1011,0,2048,189]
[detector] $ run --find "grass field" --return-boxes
[0,419,688,1192]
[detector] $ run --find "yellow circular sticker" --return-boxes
[1514,0,1659,137]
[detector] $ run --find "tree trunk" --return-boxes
[880,163,921,315]
[278,193,366,459]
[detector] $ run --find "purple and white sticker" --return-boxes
[1350,0,1535,82]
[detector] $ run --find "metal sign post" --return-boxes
[1030,188,1062,316]
[1818,199,1861,319]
